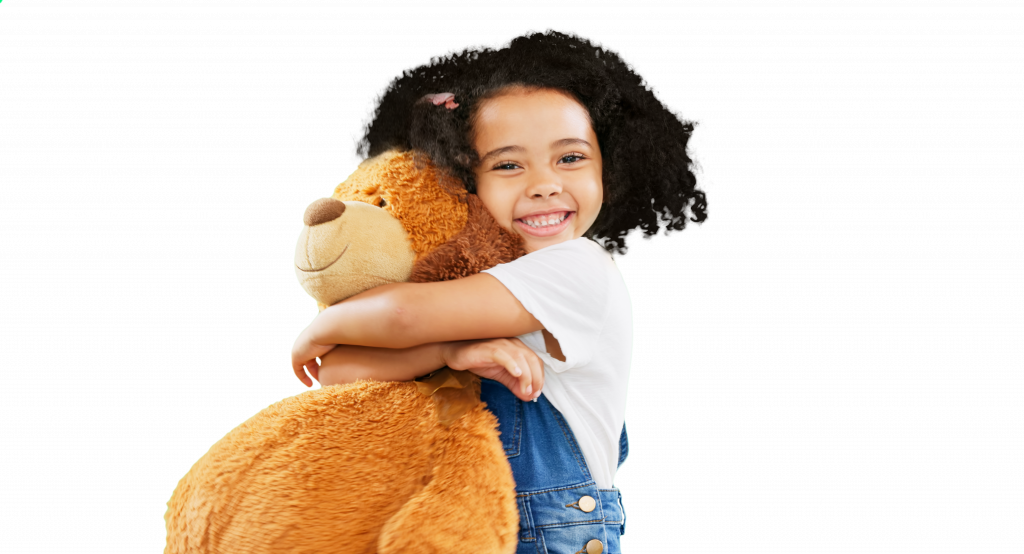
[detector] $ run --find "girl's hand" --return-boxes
[292,325,338,387]
[441,338,544,402]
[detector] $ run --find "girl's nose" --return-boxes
[525,174,562,198]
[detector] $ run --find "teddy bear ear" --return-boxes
[409,194,526,283]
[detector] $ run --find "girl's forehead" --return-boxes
[473,89,596,148]
[476,88,588,122]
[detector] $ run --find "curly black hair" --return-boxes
[357,30,707,253]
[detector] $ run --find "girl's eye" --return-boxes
[492,153,586,171]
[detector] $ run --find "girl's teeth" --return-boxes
[524,213,567,227]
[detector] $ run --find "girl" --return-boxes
[292,31,706,554]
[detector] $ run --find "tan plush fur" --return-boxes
[295,201,417,307]
[165,151,524,554]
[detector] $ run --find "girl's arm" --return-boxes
[293,273,541,364]
[309,339,544,402]
[291,272,549,390]
[312,343,446,386]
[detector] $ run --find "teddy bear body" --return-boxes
[165,151,525,554]
[164,381,515,553]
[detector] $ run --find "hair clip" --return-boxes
[421,92,459,110]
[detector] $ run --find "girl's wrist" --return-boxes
[309,305,345,346]
[437,342,455,368]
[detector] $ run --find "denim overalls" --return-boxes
[480,378,628,554]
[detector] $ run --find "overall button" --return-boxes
[586,538,604,554]
[578,495,596,513]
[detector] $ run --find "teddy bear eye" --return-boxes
[378,198,387,208]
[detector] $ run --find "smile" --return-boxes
[297,243,350,273]
[515,211,574,237]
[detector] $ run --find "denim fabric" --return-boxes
[481,379,627,554]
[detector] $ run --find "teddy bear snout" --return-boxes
[303,197,346,226]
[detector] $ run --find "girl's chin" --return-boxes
[517,230,576,253]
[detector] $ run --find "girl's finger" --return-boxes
[534,353,544,392]
[493,346,530,399]
[489,348,524,395]
[490,348,521,379]
[509,350,532,397]
[293,362,311,387]
[295,359,318,387]
[526,351,543,400]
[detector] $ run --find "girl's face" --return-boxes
[472,88,603,253]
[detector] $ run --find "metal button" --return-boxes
[578,495,597,513]
[586,539,604,554]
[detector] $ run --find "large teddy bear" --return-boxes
[164,150,527,554]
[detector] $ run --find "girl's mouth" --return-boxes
[515,211,574,237]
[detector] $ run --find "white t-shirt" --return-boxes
[482,237,633,489]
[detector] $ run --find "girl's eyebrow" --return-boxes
[480,138,593,165]
[550,137,593,150]
[480,145,526,164]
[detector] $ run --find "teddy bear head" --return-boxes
[294,149,523,308]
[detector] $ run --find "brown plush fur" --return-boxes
[331,149,468,260]
[165,151,523,554]
[411,194,525,283]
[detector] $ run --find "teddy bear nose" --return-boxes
[303,198,346,226]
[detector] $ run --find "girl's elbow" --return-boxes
[385,307,423,348]
[379,294,423,348]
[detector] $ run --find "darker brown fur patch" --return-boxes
[410,195,526,283]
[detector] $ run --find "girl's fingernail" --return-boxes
[525,384,532,395]
[513,365,522,376]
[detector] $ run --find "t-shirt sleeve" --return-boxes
[482,238,610,371]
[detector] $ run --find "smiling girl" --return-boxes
[291,31,706,553]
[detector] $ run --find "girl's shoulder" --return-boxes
[494,238,616,280]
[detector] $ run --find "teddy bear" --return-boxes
[164,149,526,554]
